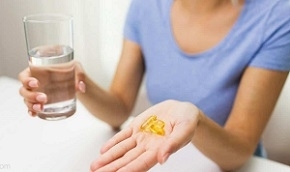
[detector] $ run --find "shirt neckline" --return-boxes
[166,0,249,58]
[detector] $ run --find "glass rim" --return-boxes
[23,13,73,23]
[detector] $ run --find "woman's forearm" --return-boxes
[77,75,131,129]
[192,112,254,171]
[192,69,289,171]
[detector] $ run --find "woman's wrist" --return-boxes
[193,108,205,136]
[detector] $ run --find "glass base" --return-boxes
[37,99,76,121]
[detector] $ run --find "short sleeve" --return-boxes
[123,0,142,45]
[250,0,290,71]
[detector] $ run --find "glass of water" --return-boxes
[23,14,76,120]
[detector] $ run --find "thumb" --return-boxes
[74,61,86,93]
[158,121,197,164]
[157,136,186,164]
[77,81,86,93]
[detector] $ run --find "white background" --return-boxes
[0,0,130,88]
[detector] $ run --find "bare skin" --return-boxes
[18,0,289,171]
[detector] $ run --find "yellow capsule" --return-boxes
[150,123,165,136]
[140,115,157,131]
[153,120,165,128]
[140,115,165,136]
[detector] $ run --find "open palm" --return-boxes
[91,100,200,172]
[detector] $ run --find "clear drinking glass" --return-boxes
[23,14,76,120]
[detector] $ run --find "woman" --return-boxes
[19,0,290,171]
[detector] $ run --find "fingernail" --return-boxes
[29,80,38,88]
[36,94,47,102]
[79,81,86,93]
[32,104,42,112]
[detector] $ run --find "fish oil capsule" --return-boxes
[140,115,157,131]
[140,115,165,136]
[153,120,165,128]
[150,123,165,136]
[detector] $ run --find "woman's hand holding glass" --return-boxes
[18,60,86,116]
[90,100,200,172]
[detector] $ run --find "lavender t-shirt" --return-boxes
[124,0,290,156]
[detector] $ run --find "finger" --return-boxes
[77,81,86,93]
[18,68,39,89]
[23,99,34,111]
[28,110,37,117]
[94,146,145,172]
[117,149,157,172]
[24,99,43,113]
[158,120,197,164]
[100,127,133,154]
[75,61,85,82]
[19,87,47,103]
[91,135,136,171]
[74,61,87,93]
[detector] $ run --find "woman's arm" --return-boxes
[89,67,288,172]
[77,39,145,128]
[192,67,289,170]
